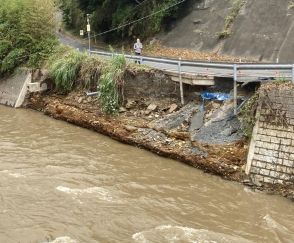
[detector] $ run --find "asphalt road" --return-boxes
[58,32,293,82]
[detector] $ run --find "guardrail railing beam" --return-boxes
[233,64,238,115]
[178,58,184,105]
[292,64,294,84]
[89,50,294,87]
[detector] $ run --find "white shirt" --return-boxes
[134,42,143,54]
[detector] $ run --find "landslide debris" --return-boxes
[26,89,248,181]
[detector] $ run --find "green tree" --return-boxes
[58,0,188,41]
[0,0,58,75]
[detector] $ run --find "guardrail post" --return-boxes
[292,64,294,84]
[233,64,238,115]
[178,58,184,105]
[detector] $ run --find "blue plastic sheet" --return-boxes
[200,91,230,101]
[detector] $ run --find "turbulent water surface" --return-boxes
[0,105,293,243]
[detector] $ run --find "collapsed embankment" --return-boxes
[13,47,291,199]
[25,67,247,182]
[26,87,294,199]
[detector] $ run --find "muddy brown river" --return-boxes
[0,105,293,243]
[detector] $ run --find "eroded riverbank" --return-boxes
[25,88,294,200]
[1,105,294,242]
[26,90,247,182]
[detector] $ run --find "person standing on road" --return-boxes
[134,38,143,64]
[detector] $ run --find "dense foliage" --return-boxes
[48,47,126,114]
[58,0,188,41]
[48,49,86,91]
[0,0,58,75]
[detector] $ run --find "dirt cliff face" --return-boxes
[159,0,294,63]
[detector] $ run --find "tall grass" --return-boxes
[48,50,86,91]
[79,56,106,90]
[99,54,126,114]
[48,47,127,115]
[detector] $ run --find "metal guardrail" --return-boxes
[90,50,294,114]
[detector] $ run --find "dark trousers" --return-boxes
[135,52,141,64]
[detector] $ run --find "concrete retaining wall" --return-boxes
[0,70,46,107]
[160,0,294,62]
[246,85,294,185]
[0,70,30,107]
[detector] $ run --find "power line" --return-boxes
[86,0,186,40]
[133,0,149,8]
[120,0,150,26]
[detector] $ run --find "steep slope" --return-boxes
[158,0,294,62]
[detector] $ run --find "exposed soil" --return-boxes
[26,90,247,182]
[25,87,293,200]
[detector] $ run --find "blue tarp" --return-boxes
[200,91,230,101]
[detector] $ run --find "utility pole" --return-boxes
[87,14,91,52]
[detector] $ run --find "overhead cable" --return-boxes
[85,0,186,39]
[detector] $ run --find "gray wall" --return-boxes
[159,0,294,63]
[247,86,294,185]
[0,70,29,107]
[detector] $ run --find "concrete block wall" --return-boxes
[246,87,294,185]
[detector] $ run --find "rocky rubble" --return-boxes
[26,89,247,182]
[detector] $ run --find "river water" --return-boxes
[0,105,293,243]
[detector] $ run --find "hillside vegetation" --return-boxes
[58,0,190,41]
[0,0,58,75]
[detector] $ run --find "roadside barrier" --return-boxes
[90,50,294,114]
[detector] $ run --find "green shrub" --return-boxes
[49,50,86,91]
[0,0,57,75]
[99,54,126,114]
[28,37,59,69]
[1,48,27,73]
[80,56,106,90]
[0,40,12,59]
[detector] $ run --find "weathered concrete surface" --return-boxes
[159,0,294,62]
[0,70,30,107]
[246,82,294,198]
